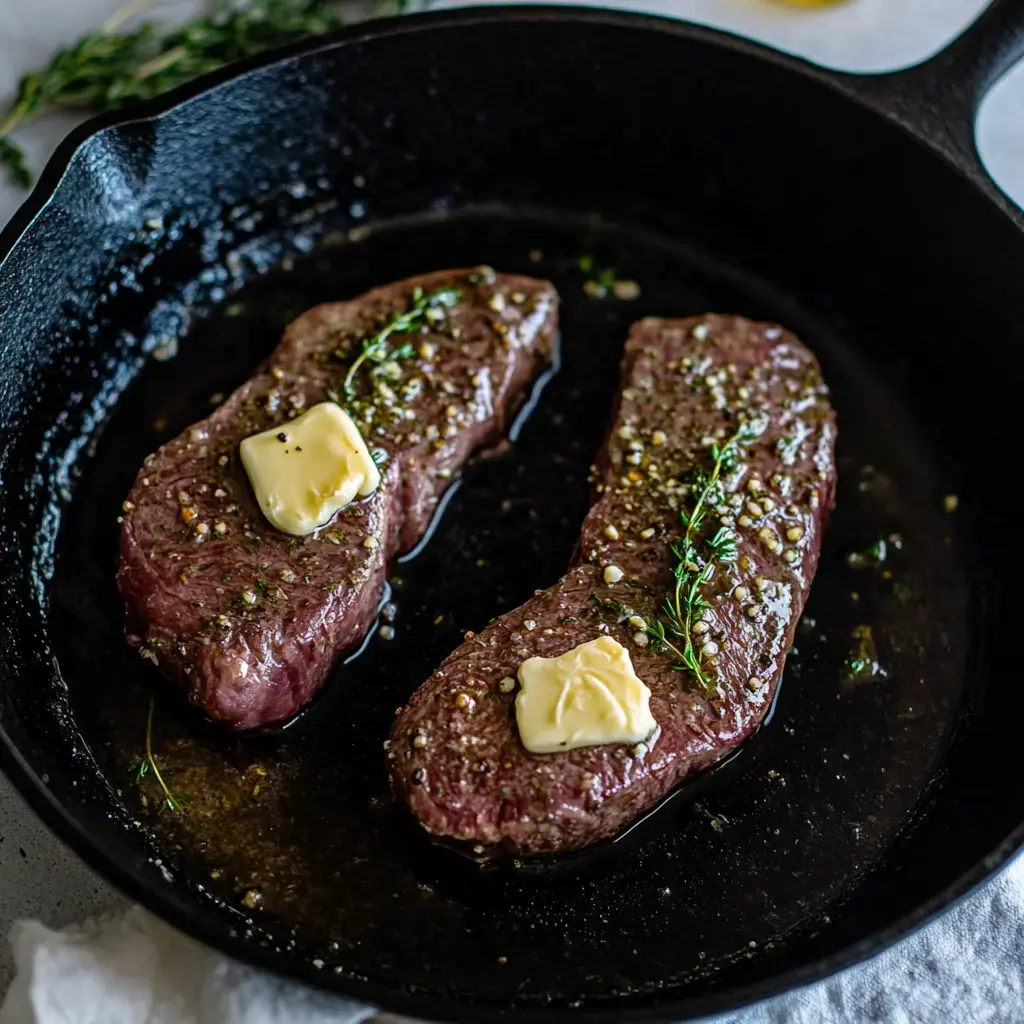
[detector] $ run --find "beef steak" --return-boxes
[389,314,836,859]
[118,269,558,729]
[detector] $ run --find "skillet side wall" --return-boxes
[1,13,1023,1020]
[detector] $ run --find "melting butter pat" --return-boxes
[515,636,656,754]
[240,401,380,536]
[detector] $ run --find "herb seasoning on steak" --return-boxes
[117,269,558,729]
[389,314,836,860]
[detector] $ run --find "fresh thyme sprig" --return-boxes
[0,0,412,189]
[135,695,188,812]
[337,284,460,399]
[645,420,763,695]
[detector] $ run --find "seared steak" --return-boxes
[118,269,558,729]
[389,315,836,859]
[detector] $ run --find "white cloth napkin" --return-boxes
[3,2,1024,1023]
[3,856,1024,1024]
[0,906,374,1024]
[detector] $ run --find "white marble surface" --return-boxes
[2,0,1023,1015]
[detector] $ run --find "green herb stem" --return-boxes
[340,284,460,398]
[137,695,184,812]
[647,420,760,695]
[0,0,413,189]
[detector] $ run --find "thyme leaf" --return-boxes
[845,624,886,681]
[578,253,639,301]
[0,0,415,188]
[579,254,617,298]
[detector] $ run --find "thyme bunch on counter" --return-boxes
[646,420,762,694]
[0,0,412,188]
[338,284,461,399]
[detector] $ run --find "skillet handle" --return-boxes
[833,0,1024,202]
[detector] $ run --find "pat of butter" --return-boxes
[240,401,380,537]
[515,636,656,754]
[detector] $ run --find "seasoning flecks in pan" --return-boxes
[48,208,963,1004]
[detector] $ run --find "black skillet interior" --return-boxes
[3,7,1024,1022]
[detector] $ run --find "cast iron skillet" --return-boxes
[3,3,1024,1020]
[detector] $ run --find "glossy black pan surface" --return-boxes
[2,6,1024,1021]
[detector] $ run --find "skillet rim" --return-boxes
[2,6,1023,1021]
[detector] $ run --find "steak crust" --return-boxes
[118,269,558,729]
[389,315,836,859]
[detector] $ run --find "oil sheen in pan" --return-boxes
[397,333,564,567]
[50,205,968,1003]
